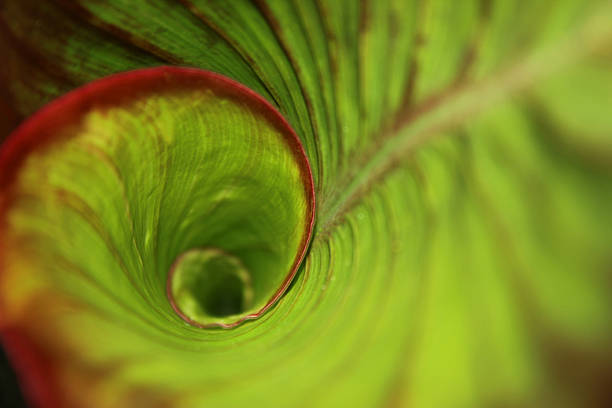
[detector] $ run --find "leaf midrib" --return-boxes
[313,5,612,244]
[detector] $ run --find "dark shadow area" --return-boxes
[200,271,245,317]
[0,95,21,143]
[0,344,27,408]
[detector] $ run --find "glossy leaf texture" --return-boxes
[1,1,612,407]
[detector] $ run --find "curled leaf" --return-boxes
[0,66,314,405]
[1,1,612,408]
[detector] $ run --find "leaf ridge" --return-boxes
[315,5,612,241]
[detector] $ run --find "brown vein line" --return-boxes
[51,0,181,64]
[51,255,181,339]
[316,0,428,219]
[48,188,150,300]
[152,124,171,287]
[312,0,345,186]
[290,1,338,192]
[376,0,394,131]
[315,86,449,234]
[50,207,206,340]
[175,0,279,107]
[452,0,494,86]
[179,0,282,109]
[53,280,214,347]
[359,0,397,146]
[352,0,364,148]
[77,141,146,274]
[395,0,429,114]
[314,7,612,242]
[30,184,173,326]
[399,57,420,114]
[349,1,364,153]
[253,0,324,190]
[315,0,347,170]
[292,0,339,190]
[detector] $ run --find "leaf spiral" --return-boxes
[1,1,612,408]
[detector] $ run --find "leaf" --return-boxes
[1,1,612,408]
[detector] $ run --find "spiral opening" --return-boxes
[169,248,253,320]
[0,67,315,331]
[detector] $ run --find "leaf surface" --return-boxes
[1,1,612,407]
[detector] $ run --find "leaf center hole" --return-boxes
[168,248,254,324]
[197,264,245,317]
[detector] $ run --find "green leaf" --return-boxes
[1,1,612,407]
